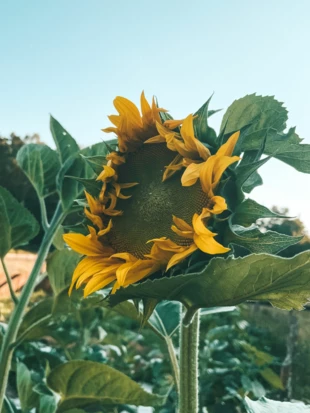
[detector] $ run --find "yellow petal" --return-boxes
[181,163,203,187]
[97,219,113,237]
[163,154,183,181]
[208,196,227,215]
[113,96,142,127]
[193,233,230,254]
[63,233,111,257]
[106,152,126,165]
[217,131,240,157]
[96,165,116,182]
[108,115,121,127]
[84,208,104,229]
[140,91,153,125]
[164,118,184,129]
[199,156,216,196]
[166,244,198,270]
[173,215,193,231]
[84,273,117,297]
[144,135,166,144]
[212,155,240,188]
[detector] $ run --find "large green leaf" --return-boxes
[232,199,288,227]
[244,396,310,412]
[47,249,80,295]
[220,95,310,173]
[226,224,302,254]
[16,362,39,412]
[0,187,40,257]
[16,143,60,197]
[50,116,80,164]
[47,360,165,411]
[109,251,310,311]
[220,94,288,140]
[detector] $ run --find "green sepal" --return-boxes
[193,94,218,146]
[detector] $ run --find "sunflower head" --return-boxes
[63,93,241,297]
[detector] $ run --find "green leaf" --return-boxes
[52,225,65,250]
[50,116,80,164]
[220,94,288,139]
[0,187,40,257]
[16,362,39,412]
[221,95,310,174]
[242,171,263,194]
[81,155,108,175]
[17,298,53,342]
[56,153,92,211]
[235,157,270,189]
[47,360,165,411]
[33,383,57,413]
[193,95,217,146]
[47,249,81,295]
[149,301,181,337]
[260,368,284,390]
[109,251,310,311]
[227,224,302,254]
[16,144,60,197]
[244,396,310,413]
[232,199,289,227]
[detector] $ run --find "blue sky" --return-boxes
[1,0,310,228]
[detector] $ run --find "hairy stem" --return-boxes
[0,203,64,411]
[179,308,200,413]
[1,257,18,305]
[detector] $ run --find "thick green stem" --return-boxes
[0,203,64,411]
[179,308,200,413]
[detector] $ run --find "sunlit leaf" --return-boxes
[16,143,60,197]
[47,360,165,411]
[47,249,80,295]
[0,186,40,257]
[50,116,79,164]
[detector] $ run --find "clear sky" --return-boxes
[1,0,310,228]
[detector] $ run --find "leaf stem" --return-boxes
[179,308,201,413]
[165,336,180,395]
[1,257,18,305]
[0,202,64,411]
[39,197,50,231]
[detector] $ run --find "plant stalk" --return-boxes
[165,336,180,395]
[1,258,18,305]
[0,203,64,411]
[179,308,201,413]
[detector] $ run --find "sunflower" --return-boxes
[63,92,240,297]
